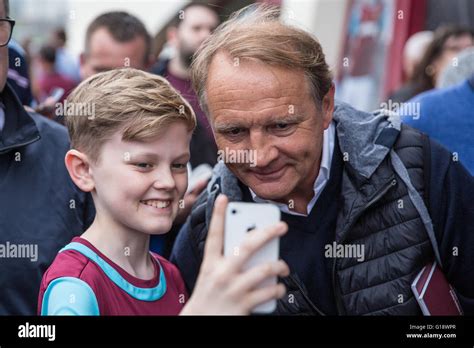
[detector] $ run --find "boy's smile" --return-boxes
[89,121,192,236]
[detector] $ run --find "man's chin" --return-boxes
[248,182,293,203]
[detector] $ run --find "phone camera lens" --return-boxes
[231,209,237,214]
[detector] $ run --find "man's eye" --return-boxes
[135,163,153,169]
[275,123,289,129]
[227,128,243,135]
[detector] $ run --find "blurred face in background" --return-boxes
[432,33,474,83]
[169,6,219,68]
[0,0,9,92]
[80,27,148,80]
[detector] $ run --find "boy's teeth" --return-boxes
[142,200,170,208]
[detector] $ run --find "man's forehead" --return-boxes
[89,28,145,58]
[207,53,309,101]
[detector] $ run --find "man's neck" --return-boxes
[168,57,190,80]
[81,211,154,280]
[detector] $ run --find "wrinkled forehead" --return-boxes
[206,52,313,113]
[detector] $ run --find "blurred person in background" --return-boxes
[402,47,474,175]
[8,39,33,106]
[152,3,220,169]
[390,25,473,103]
[0,0,95,315]
[50,27,80,82]
[34,45,76,117]
[79,11,153,80]
[438,47,474,88]
[388,31,433,103]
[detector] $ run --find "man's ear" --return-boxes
[79,52,89,81]
[65,149,95,192]
[167,26,178,47]
[322,83,335,130]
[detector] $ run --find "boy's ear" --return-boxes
[65,149,95,192]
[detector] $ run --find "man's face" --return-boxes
[174,6,219,67]
[434,34,474,81]
[80,27,148,80]
[0,0,8,92]
[89,122,191,235]
[206,53,334,204]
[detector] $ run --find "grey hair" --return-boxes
[191,4,333,117]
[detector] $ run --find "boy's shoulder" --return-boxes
[151,252,187,295]
[40,243,101,291]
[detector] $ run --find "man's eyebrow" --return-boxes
[214,114,304,132]
[214,122,246,132]
[266,114,304,123]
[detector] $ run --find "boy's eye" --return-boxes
[172,163,187,170]
[135,163,153,169]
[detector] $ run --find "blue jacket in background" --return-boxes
[0,83,95,315]
[402,78,474,175]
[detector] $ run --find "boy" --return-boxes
[38,68,289,315]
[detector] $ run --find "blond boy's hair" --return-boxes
[65,68,196,162]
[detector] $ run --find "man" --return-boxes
[80,11,153,80]
[171,5,474,315]
[50,27,80,82]
[35,45,76,106]
[152,3,219,168]
[0,0,95,315]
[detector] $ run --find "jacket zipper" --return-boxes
[332,177,396,315]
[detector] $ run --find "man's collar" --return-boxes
[0,82,40,153]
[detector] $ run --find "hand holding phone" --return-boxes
[224,202,281,313]
[181,195,289,315]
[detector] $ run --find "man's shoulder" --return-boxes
[29,112,68,139]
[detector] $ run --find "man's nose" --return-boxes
[249,131,279,168]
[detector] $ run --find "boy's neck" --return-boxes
[81,213,155,281]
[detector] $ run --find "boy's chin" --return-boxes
[141,220,174,235]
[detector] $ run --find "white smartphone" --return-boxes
[224,202,281,313]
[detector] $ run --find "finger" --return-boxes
[189,179,209,195]
[244,283,286,312]
[228,222,288,272]
[202,194,228,262]
[230,260,289,293]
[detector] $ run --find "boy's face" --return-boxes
[90,122,192,235]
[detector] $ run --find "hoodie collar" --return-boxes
[332,101,400,179]
[0,82,40,154]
